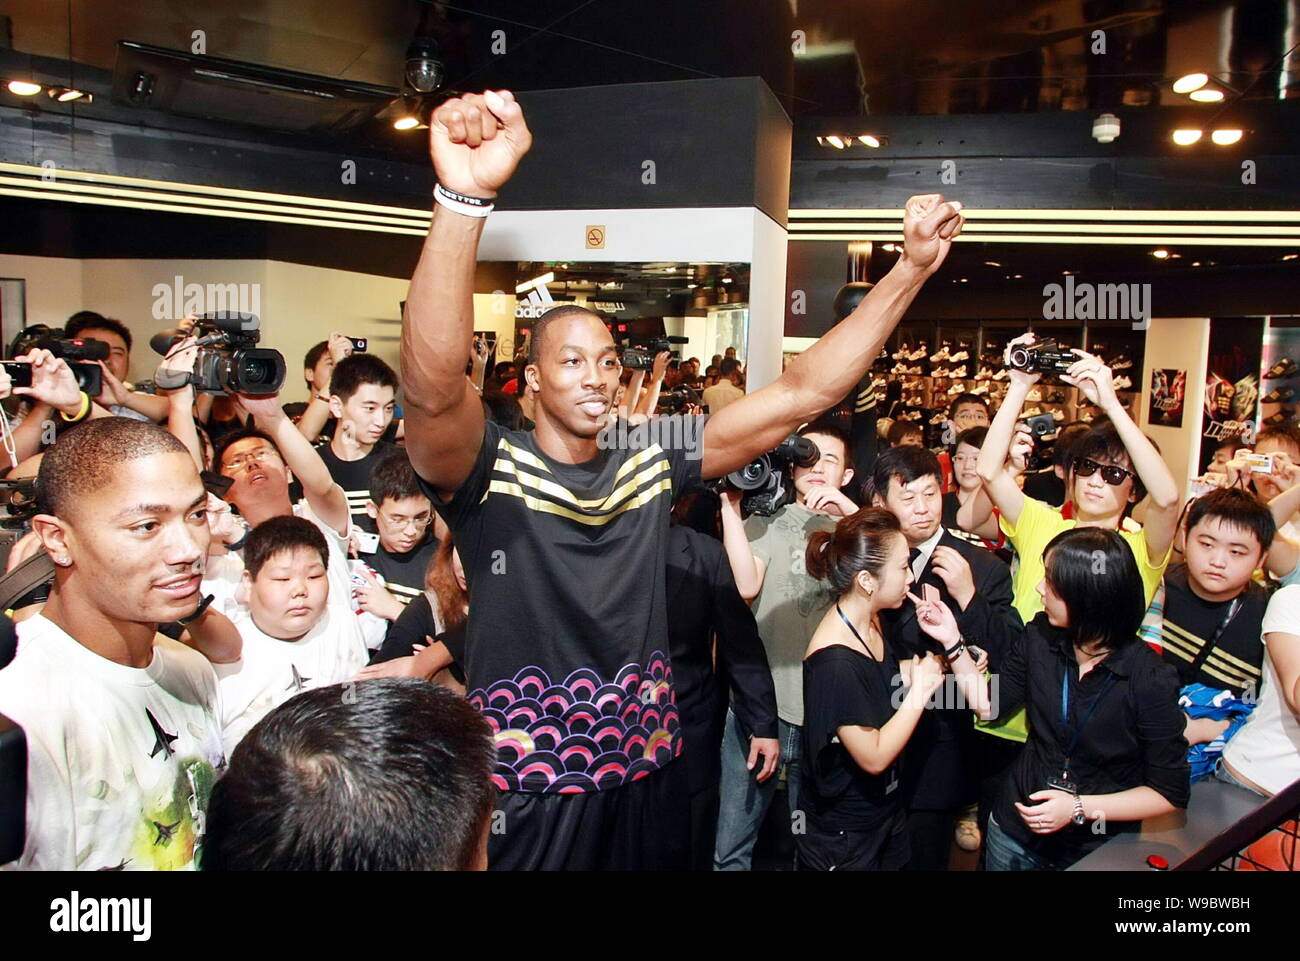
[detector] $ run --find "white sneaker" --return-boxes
[1027,387,1042,401]
[950,349,969,362]
[993,369,1009,381]
[1113,375,1132,390]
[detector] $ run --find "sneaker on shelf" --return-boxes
[949,348,969,363]
[950,365,968,378]
[1263,411,1293,427]
[1265,358,1299,380]
[932,365,949,378]
[1050,408,1065,422]
[1026,387,1042,401]
[930,344,951,363]
[910,364,924,375]
[1113,375,1133,391]
[1263,386,1297,404]
[1022,406,1043,417]
[993,369,1010,381]
[909,345,928,361]
[975,365,993,380]
[971,383,990,396]
[929,413,947,425]
[892,346,908,360]
[1045,390,1066,404]
[1111,354,1133,371]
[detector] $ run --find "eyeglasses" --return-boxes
[1074,457,1135,486]
[223,447,279,472]
[379,511,432,531]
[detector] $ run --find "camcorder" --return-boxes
[1007,338,1077,375]
[620,335,688,371]
[150,313,286,395]
[716,434,820,516]
[4,325,107,397]
[657,384,701,414]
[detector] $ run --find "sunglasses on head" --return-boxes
[1074,457,1135,486]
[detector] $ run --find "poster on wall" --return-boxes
[1148,369,1186,428]
[1200,317,1264,471]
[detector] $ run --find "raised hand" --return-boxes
[901,194,965,274]
[1063,350,1118,411]
[929,545,976,609]
[12,349,83,412]
[1004,333,1042,389]
[1008,422,1034,475]
[651,350,671,383]
[907,583,962,650]
[429,90,533,199]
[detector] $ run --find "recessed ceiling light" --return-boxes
[825,135,847,149]
[1211,128,1243,146]
[6,80,42,96]
[47,86,91,103]
[1151,249,1170,259]
[858,135,881,148]
[1173,72,1209,94]
[1282,254,1299,261]
[393,115,420,130]
[984,261,1002,267]
[1189,88,1224,103]
[1172,128,1203,146]
[1014,274,1024,279]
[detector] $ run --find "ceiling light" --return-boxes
[815,136,827,146]
[825,135,847,149]
[1092,113,1120,143]
[1173,73,1209,94]
[687,283,697,288]
[1189,88,1224,103]
[1172,128,1202,146]
[1151,249,1170,259]
[47,86,91,103]
[6,80,42,96]
[984,260,1002,267]
[1014,274,1024,279]
[1211,128,1243,146]
[1191,261,1202,266]
[393,115,420,130]
[722,277,733,283]
[1282,254,1299,261]
[404,36,445,94]
[858,135,881,148]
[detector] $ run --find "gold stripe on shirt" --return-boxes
[479,478,672,525]
[490,455,670,513]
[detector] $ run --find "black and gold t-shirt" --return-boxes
[1157,564,1269,698]
[419,416,705,794]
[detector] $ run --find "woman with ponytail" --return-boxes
[798,507,948,870]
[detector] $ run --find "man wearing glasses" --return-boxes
[352,451,441,622]
[968,336,1181,818]
[201,396,367,662]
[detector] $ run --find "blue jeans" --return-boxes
[1214,758,1268,797]
[713,706,801,871]
[983,816,1059,871]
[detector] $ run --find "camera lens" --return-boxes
[1008,346,1031,369]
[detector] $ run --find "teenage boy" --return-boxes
[310,354,400,527]
[870,445,1022,869]
[973,336,1180,829]
[353,452,440,622]
[65,312,169,423]
[713,418,856,871]
[217,516,368,752]
[0,419,231,870]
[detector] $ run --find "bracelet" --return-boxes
[434,183,494,218]
[942,639,967,662]
[176,593,215,627]
[59,391,91,423]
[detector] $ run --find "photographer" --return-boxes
[65,312,170,423]
[2,348,115,468]
[0,418,230,870]
[402,88,962,869]
[713,418,855,870]
[291,332,359,442]
[972,336,1179,816]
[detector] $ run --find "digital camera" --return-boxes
[151,313,286,395]
[1007,338,1076,375]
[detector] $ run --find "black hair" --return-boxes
[806,507,903,595]
[243,515,328,579]
[1256,423,1300,457]
[482,388,524,431]
[719,357,742,378]
[869,444,942,504]
[304,341,329,371]
[886,420,923,447]
[492,361,516,380]
[526,305,607,366]
[1053,422,1092,468]
[368,450,426,508]
[214,426,280,473]
[948,392,989,420]
[37,417,190,518]
[1069,422,1147,501]
[1185,487,1276,553]
[798,418,854,465]
[329,354,398,404]
[201,678,496,871]
[1042,527,1145,653]
[954,426,988,451]
[65,313,132,353]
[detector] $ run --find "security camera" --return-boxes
[1092,113,1120,143]
[404,37,445,94]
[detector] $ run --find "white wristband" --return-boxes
[434,188,494,219]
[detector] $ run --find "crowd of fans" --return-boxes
[0,88,1295,873]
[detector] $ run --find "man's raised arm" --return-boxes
[700,195,963,480]
[402,90,532,498]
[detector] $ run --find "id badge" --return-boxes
[1046,772,1076,795]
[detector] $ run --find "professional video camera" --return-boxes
[657,384,701,414]
[150,313,286,395]
[717,434,820,517]
[1006,337,1077,376]
[4,325,106,397]
[620,335,689,371]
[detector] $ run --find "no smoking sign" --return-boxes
[585,225,605,249]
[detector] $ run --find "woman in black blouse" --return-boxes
[798,508,948,870]
[912,526,1190,870]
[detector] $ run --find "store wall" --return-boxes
[1138,316,1211,496]
[0,254,86,334]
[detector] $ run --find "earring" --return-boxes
[57,556,70,565]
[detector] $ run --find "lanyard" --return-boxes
[1060,668,1119,775]
[1187,595,1243,676]
[836,603,878,662]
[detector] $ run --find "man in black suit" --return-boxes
[870,446,1022,870]
[665,522,780,870]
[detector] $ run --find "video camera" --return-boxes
[717,434,820,517]
[1006,337,1077,376]
[150,313,286,395]
[657,384,701,414]
[4,325,106,398]
[620,335,688,371]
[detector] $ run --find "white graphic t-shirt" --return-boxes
[0,615,226,871]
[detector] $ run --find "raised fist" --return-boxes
[429,90,533,199]
[901,194,965,274]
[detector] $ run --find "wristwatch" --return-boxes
[1071,795,1087,826]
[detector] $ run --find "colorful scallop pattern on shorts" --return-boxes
[471,653,682,793]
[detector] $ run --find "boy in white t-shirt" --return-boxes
[0,417,233,870]
[218,516,368,752]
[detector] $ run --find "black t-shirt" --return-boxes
[316,440,399,528]
[374,592,466,684]
[1022,469,1065,507]
[418,415,704,794]
[364,534,438,607]
[800,644,903,830]
[1157,564,1269,698]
